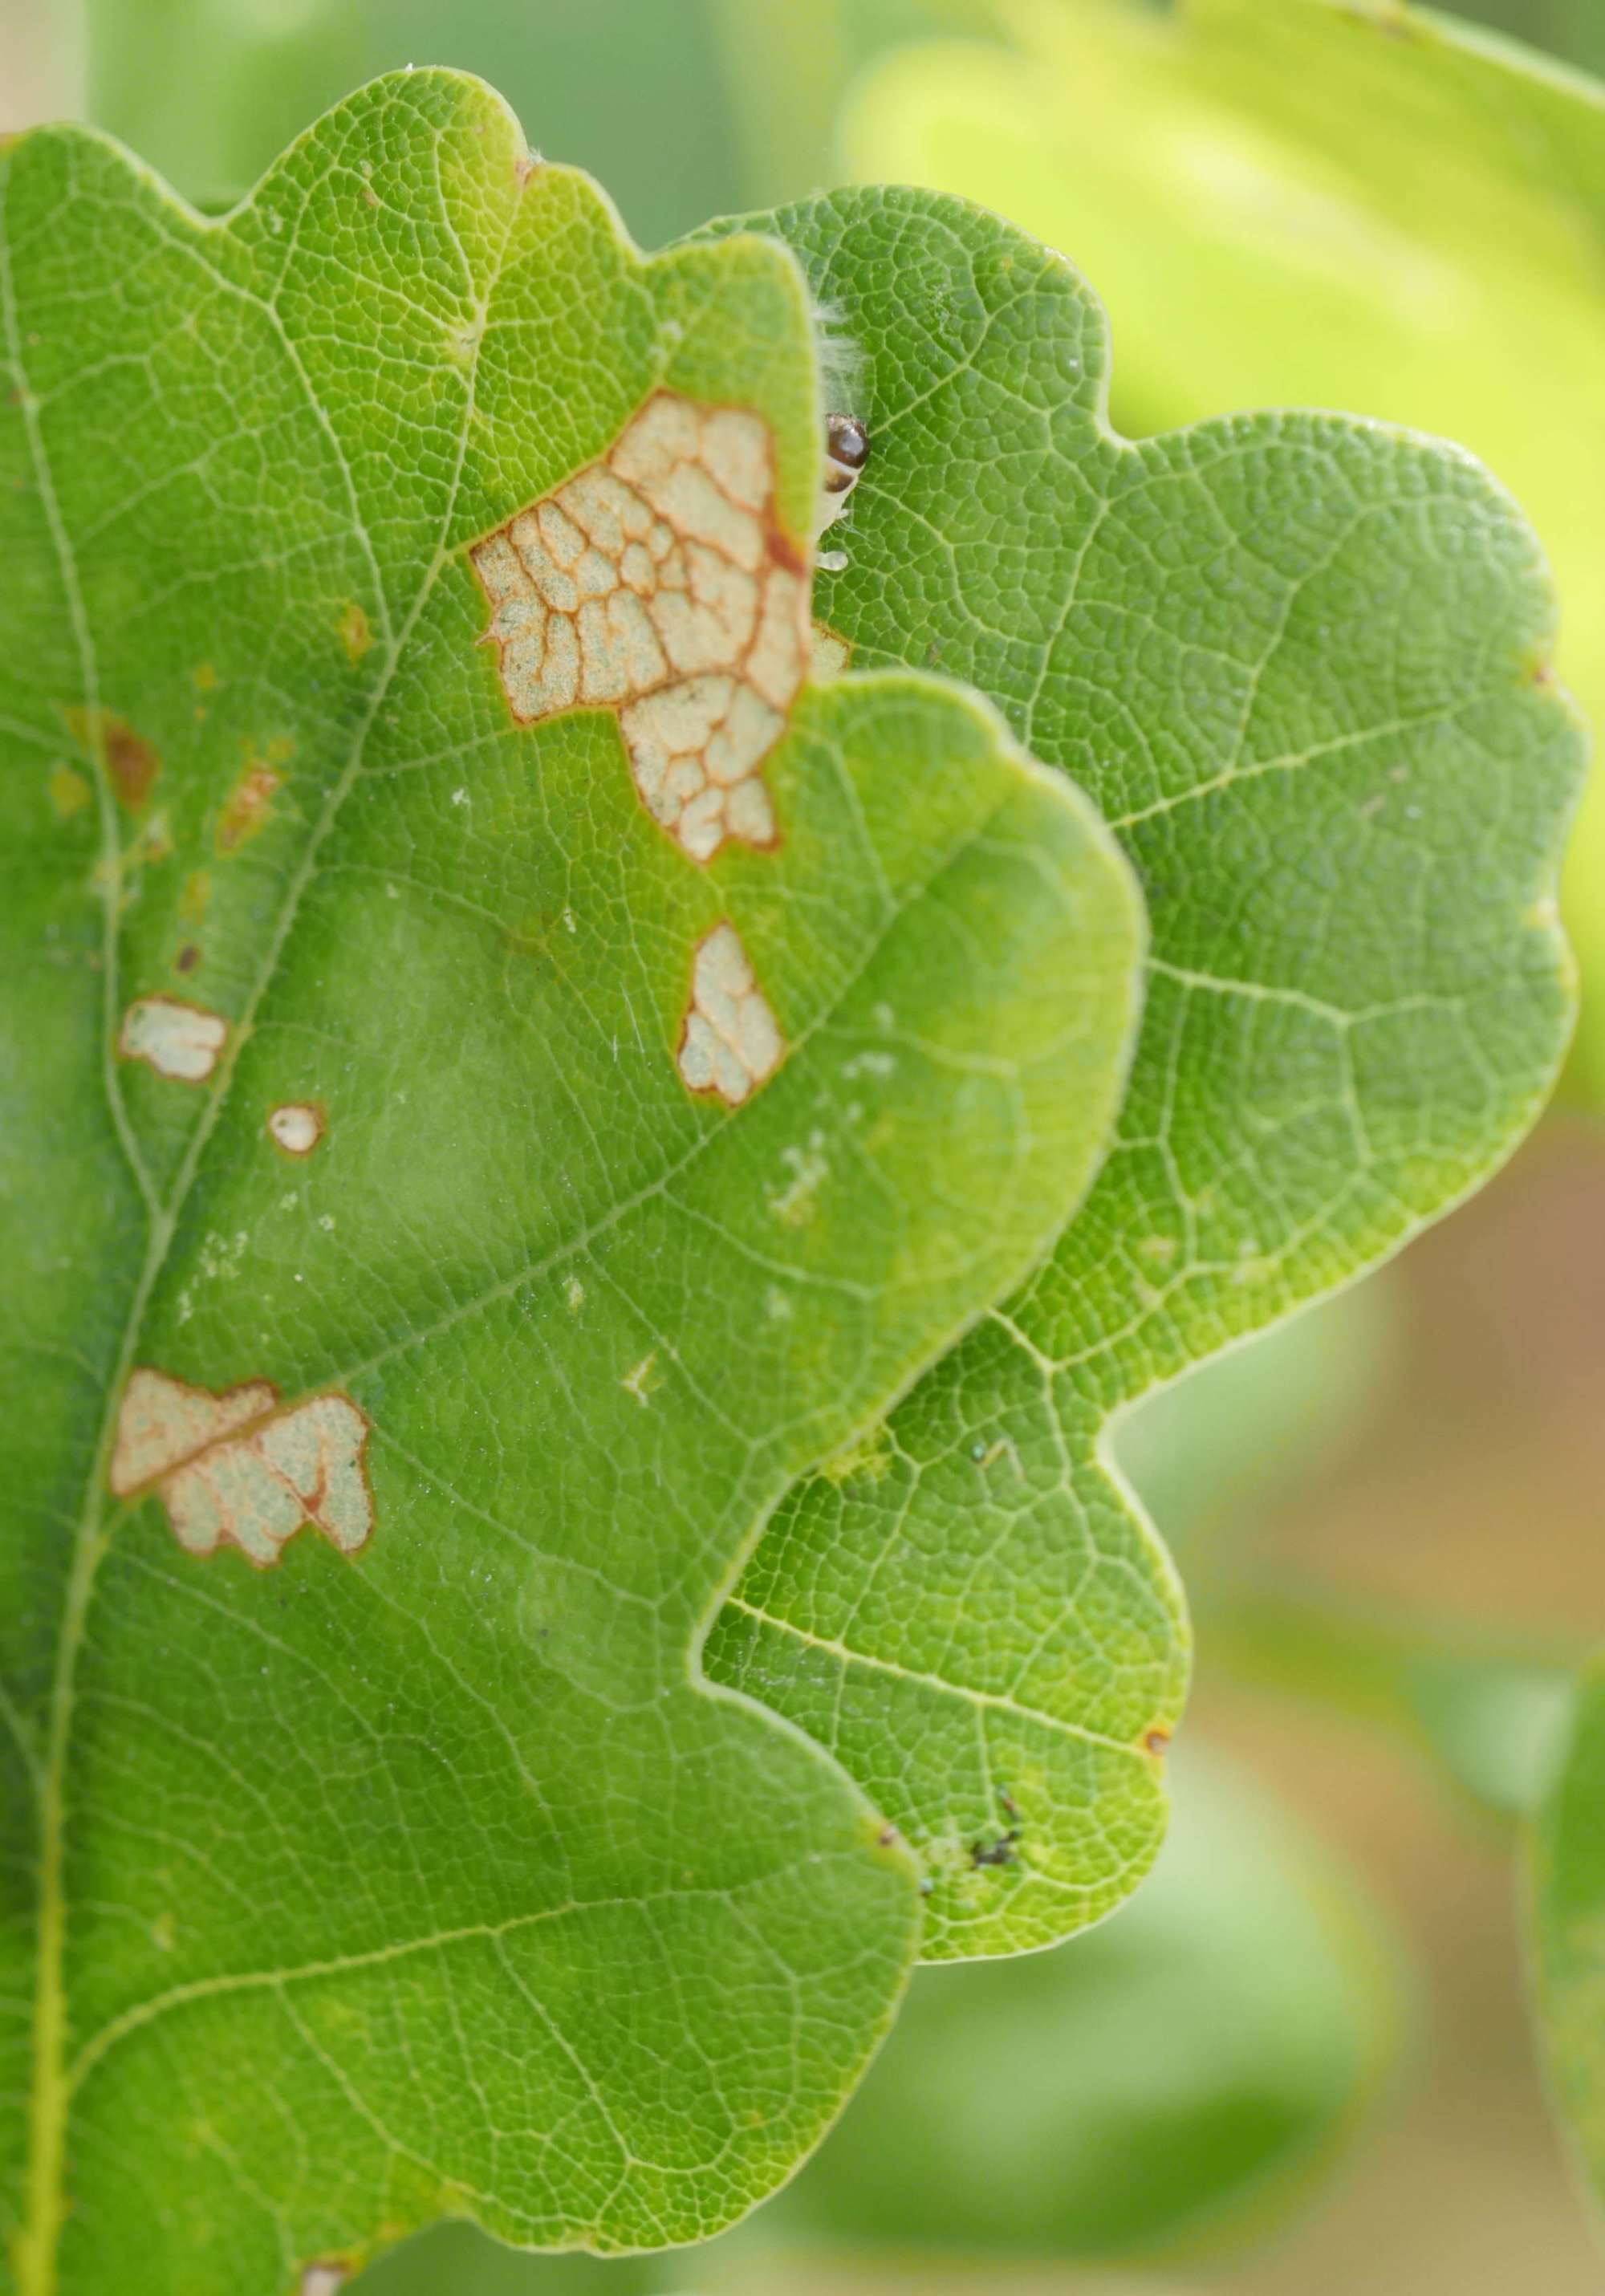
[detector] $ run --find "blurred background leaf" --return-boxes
[1111,1284,1400,1575]
[1205,1584,1576,1819]
[1530,1651,1605,2237]
[71,0,744,238]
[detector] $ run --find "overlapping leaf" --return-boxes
[842,0,1605,1094]
[0,76,1146,2290]
[341,1749,1408,2289]
[700,184,1583,1957]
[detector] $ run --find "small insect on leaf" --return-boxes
[818,412,869,534]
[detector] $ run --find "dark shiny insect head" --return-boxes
[825,412,870,477]
[819,413,870,534]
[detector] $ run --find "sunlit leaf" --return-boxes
[697,181,1582,1958]
[841,0,1605,1092]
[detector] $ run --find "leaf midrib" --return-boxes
[6,132,518,2296]
[7,144,1072,2287]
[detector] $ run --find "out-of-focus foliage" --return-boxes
[839,0,1605,1093]
[1453,0,1605,75]
[78,0,746,241]
[356,1753,1405,2290]
[1112,1280,1400,1571]
[750,1751,1405,2265]
[38,0,1605,233]
[1531,1655,1605,2212]
[359,2232,665,2296]
[66,0,1006,242]
[1213,1587,1577,1817]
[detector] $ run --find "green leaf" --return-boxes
[839,0,1605,1097]
[352,1749,1408,2288]
[697,183,1582,1958]
[0,74,1146,2290]
[1530,1654,1605,2224]
[754,1748,1405,2265]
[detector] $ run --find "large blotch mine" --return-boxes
[471,392,808,861]
[111,1367,373,1566]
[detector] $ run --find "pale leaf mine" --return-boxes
[267,1101,324,1156]
[471,392,807,862]
[118,995,227,1083]
[678,922,782,1105]
[299,2269,347,2296]
[111,1367,372,1566]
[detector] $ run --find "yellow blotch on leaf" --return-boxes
[335,600,373,663]
[47,760,91,819]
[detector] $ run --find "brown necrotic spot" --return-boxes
[267,1101,324,1156]
[111,1367,374,1567]
[118,995,228,1083]
[469,389,810,864]
[105,719,160,808]
[810,622,853,680]
[66,705,160,808]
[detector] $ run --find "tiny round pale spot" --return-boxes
[267,1102,324,1157]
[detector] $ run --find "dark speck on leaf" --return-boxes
[970,1828,1020,1869]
